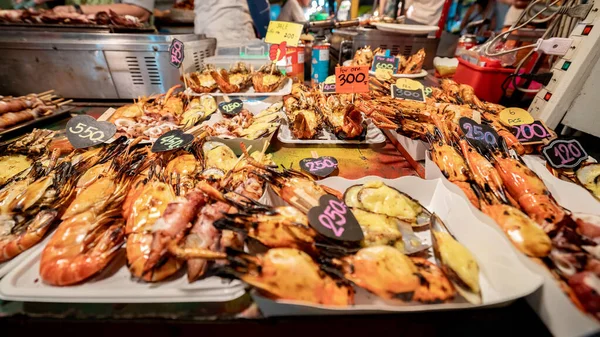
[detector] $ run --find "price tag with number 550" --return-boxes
[66,115,117,149]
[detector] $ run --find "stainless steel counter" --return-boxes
[0,31,215,99]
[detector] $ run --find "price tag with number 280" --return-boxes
[335,66,369,94]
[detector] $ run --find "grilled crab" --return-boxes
[185,65,218,93]
[283,95,321,139]
[252,63,286,93]
[320,94,365,140]
[211,62,252,94]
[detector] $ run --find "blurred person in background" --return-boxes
[52,0,154,21]
[194,0,256,44]
[278,0,310,23]
[404,0,446,25]
[18,0,154,21]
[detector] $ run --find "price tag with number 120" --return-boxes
[335,66,369,94]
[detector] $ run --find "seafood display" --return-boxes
[206,102,283,140]
[1,53,599,337]
[358,79,529,156]
[184,63,287,94]
[107,86,216,141]
[425,130,600,318]
[0,8,143,26]
[350,47,426,75]
[282,84,370,140]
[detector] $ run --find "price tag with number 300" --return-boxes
[335,66,369,94]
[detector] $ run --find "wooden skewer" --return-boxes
[57,99,73,107]
[51,98,65,104]
[36,90,54,97]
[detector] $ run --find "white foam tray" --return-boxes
[277,118,386,144]
[425,153,600,337]
[387,130,427,161]
[184,78,292,97]
[254,176,543,316]
[522,155,600,212]
[0,230,55,279]
[199,99,283,156]
[0,242,246,303]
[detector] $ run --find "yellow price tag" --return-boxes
[395,78,424,90]
[324,75,336,84]
[265,21,303,47]
[499,108,534,126]
[375,68,393,81]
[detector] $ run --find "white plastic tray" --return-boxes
[373,23,439,35]
[342,60,428,78]
[200,99,283,155]
[425,153,600,337]
[184,78,292,97]
[277,118,386,145]
[0,243,246,303]
[255,176,543,316]
[0,230,54,279]
[369,69,428,79]
[386,130,427,161]
[522,155,600,212]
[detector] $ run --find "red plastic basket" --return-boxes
[453,58,514,103]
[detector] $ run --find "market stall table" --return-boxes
[0,105,551,337]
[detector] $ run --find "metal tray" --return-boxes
[0,105,74,139]
[0,22,155,33]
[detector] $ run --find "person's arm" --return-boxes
[54,2,152,21]
[291,0,306,22]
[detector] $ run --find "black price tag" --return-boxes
[322,83,336,94]
[300,156,338,177]
[66,115,116,149]
[542,139,588,169]
[169,38,184,68]
[459,117,499,153]
[371,55,399,73]
[424,86,433,98]
[151,129,194,153]
[218,99,243,116]
[511,120,554,144]
[391,84,425,102]
[308,195,363,242]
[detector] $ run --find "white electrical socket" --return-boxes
[535,37,573,55]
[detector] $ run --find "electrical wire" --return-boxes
[484,0,562,57]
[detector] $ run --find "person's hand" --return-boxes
[514,0,532,9]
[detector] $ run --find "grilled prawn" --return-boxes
[40,141,148,286]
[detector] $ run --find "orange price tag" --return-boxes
[335,66,369,94]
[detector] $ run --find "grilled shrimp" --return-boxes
[40,142,148,286]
